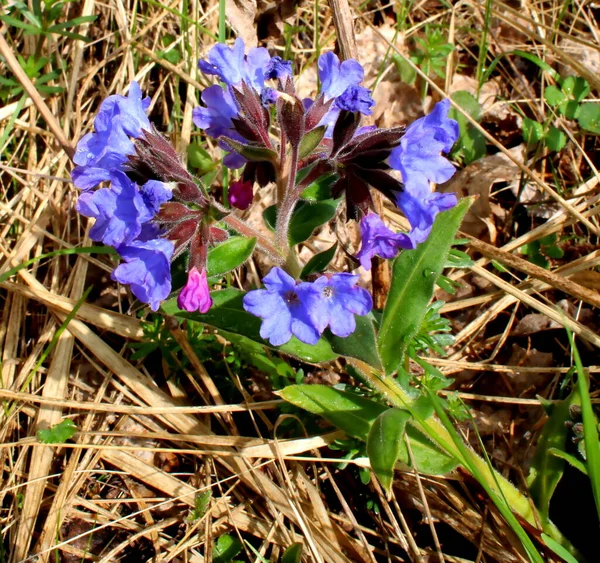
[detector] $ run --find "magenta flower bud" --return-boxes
[177,267,213,313]
[228,179,254,210]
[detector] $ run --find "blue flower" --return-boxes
[198,38,291,92]
[243,267,321,346]
[139,179,174,216]
[72,82,151,190]
[335,84,375,115]
[265,56,292,80]
[76,172,155,247]
[389,99,459,197]
[306,273,373,338]
[396,190,457,246]
[388,99,460,243]
[356,213,413,269]
[192,84,240,139]
[318,52,366,100]
[112,238,174,311]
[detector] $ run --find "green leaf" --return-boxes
[392,54,416,84]
[402,425,459,475]
[281,543,304,563]
[527,389,576,522]
[262,205,277,231]
[221,137,277,163]
[207,236,256,277]
[541,533,579,563]
[187,142,217,174]
[326,315,382,370]
[548,448,588,476]
[162,289,337,364]
[367,408,411,492]
[561,100,580,120]
[378,198,471,374]
[300,173,337,202]
[522,118,544,145]
[459,126,487,164]
[37,419,77,444]
[289,199,339,246]
[561,76,590,102]
[0,14,41,33]
[545,126,567,152]
[577,103,600,134]
[213,534,243,563]
[449,90,482,125]
[298,125,327,159]
[544,85,566,108]
[300,243,337,278]
[279,385,387,441]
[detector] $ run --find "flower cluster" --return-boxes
[243,268,372,346]
[72,82,213,312]
[72,37,460,347]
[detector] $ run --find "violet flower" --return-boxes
[356,213,413,269]
[177,267,213,313]
[112,238,174,312]
[388,99,460,244]
[243,267,320,346]
[306,273,373,338]
[76,171,156,247]
[72,82,151,190]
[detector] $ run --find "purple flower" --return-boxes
[76,172,154,247]
[228,179,253,210]
[72,82,151,190]
[112,238,174,311]
[306,273,373,338]
[199,38,247,86]
[140,180,174,216]
[198,38,290,92]
[316,52,375,137]
[177,267,213,313]
[335,84,375,115]
[265,56,292,80]
[389,99,459,197]
[192,85,240,139]
[386,99,459,244]
[356,213,413,269]
[396,190,458,246]
[243,267,320,346]
[318,52,366,100]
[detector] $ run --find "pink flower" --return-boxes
[228,179,253,210]
[177,267,213,313]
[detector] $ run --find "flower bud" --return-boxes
[177,267,213,313]
[228,179,254,210]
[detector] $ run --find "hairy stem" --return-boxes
[222,214,284,266]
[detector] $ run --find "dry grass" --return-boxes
[0,0,599,561]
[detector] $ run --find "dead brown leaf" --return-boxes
[440,145,525,238]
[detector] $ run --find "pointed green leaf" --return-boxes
[378,198,472,374]
[207,236,256,277]
[289,199,339,246]
[367,409,411,492]
[299,125,327,159]
[326,315,382,370]
[279,384,387,440]
[221,137,277,163]
[300,243,337,278]
[281,543,304,563]
[403,425,459,475]
[300,173,337,202]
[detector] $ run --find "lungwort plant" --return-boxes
[71,38,578,560]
